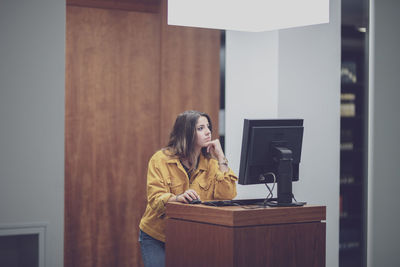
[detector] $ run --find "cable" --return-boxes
[205,172,280,209]
[263,172,276,205]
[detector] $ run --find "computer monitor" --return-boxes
[238,119,305,206]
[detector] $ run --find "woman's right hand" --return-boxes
[175,189,200,203]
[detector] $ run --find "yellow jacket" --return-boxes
[139,149,237,242]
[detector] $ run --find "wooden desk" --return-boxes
[165,203,326,267]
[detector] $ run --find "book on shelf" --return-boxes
[341,93,356,117]
[341,103,356,117]
[340,174,356,184]
[341,93,356,101]
[340,211,348,219]
[339,241,361,250]
[341,128,353,140]
[341,142,354,151]
[341,61,357,84]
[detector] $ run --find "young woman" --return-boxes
[139,110,237,267]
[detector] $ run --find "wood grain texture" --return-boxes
[67,0,161,13]
[166,203,326,227]
[66,2,221,267]
[166,207,326,267]
[233,223,326,267]
[159,0,221,146]
[65,6,161,267]
[166,219,234,267]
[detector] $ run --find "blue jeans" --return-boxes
[139,230,165,267]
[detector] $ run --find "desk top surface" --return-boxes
[166,203,326,227]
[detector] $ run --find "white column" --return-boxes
[225,30,279,199]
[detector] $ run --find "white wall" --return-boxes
[225,30,279,199]
[0,0,65,266]
[369,0,400,266]
[278,0,340,264]
[225,0,340,266]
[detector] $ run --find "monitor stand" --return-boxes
[269,146,306,207]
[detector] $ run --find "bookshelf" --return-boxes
[339,23,368,267]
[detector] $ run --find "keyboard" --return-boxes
[202,198,274,207]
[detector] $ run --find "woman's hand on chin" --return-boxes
[205,139,225,161]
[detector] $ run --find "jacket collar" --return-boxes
[166,152,208,171]
[197,153,208,171]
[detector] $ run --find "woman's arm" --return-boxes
[212,164,237,200]
[205,139,229,172]
[204,139,237,199]
[146,158,175,213]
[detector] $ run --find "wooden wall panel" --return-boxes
[159,1,221,145]
[65,6,161,267]
[65,2,221,267]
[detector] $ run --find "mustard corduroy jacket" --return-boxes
[139,149,237,242]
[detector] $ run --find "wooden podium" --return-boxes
[165,203,326,267]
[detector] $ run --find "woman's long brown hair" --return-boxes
[164,110,212,169]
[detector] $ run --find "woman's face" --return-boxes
[195,116,211,149]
